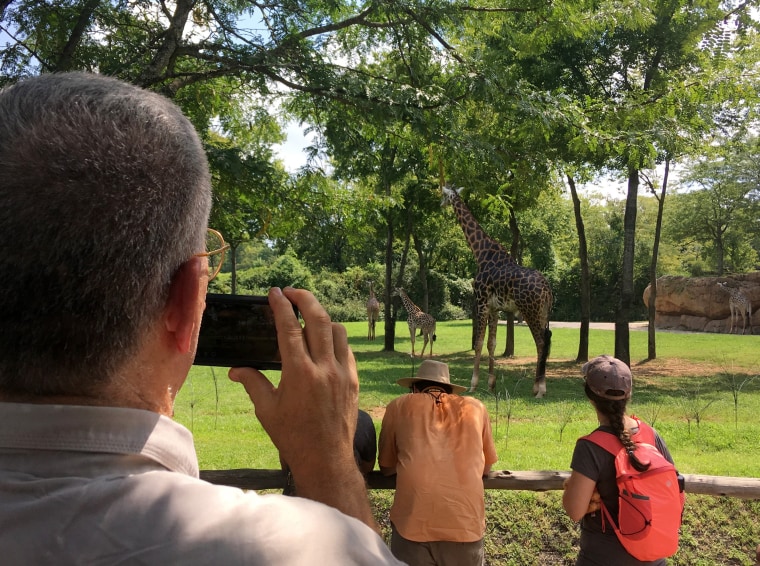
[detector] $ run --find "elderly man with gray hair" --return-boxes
[0,72,402,565]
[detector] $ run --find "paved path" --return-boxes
[548,321,649,331]
[502,320,649,331]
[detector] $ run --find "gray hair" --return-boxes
[0,72,212,396]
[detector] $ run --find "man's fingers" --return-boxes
[331,322,353,367]
[282,287,334,364]
[268,288,305,367]
[228,366,275,419]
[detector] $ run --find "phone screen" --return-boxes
[194,294,293,369]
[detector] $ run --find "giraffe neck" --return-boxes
[448,191,509,263]
[399,291,421,314]
[369,283,376,300]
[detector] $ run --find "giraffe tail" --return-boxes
[538,327,552,376]
[432,334,437,342]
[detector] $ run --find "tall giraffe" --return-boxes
[441,185,553,397]
[367,281,380,340]
[394,288,436,357]
[717,281,752,335]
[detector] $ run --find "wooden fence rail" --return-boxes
[199,469,760,499]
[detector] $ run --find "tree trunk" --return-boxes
[413,233,429,314]
[381,145,398,352]
[136,0,195,91]
[503,209,521,356]
[567,173,590,363]
[51,0,101,72]
[230,242,239,295]
[383,212,396,351]
[503,316,515,358]
[615,168,639,366]
[647,160,670,360]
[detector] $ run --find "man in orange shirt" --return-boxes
[378,360,498,566]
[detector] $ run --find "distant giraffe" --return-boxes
[367,281,380,340]
[717,281,752,335]
[441,185,553,397]
[394,288,436,357]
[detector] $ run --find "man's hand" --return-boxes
[229,288,378,530]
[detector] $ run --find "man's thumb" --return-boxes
[228,367,273,407]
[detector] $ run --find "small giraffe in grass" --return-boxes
[442,184,553,397]
[366,281,380,341]
[394,288,436,357]
[717,281,752,335]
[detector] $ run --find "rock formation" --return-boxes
[643,273,759,334]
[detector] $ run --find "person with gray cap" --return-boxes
[563,355,677,565]
[378,359,498,566]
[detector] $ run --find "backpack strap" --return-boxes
[582,417,656,454]
[629,416,656,445]
[582,429,623,456]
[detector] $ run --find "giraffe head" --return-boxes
[441,184,464,206]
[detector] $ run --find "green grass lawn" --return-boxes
[175,320,760,565]
[177,320,760,476]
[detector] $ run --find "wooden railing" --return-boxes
[199,469,760,499]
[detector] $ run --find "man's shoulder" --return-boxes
[91,475,401,563]
[455,394,488,410]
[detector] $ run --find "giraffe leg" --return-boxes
[420,334,429,357]
[526,320,551,398]
[470,306,489,391]
[409,324,416,357]
[746,304,752,335]
[486,310,499,392]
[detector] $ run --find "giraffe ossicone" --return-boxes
[441,184,553,398]
[394,287,437,358]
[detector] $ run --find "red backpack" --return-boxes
[583,418,685,561]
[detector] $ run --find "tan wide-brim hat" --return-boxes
[396,359,467,394]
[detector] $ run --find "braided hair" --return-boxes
[585,384,650,472]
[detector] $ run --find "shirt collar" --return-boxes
[0,402,199,477]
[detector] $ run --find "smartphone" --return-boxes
[194,293,297,369]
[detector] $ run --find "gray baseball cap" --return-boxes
[582,355,632,400]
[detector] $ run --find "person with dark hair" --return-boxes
[281,408,377,495]
[0,72,402,565]
[378,360,498,565]
[563,355,676,566]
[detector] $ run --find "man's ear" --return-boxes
[164,256,206,354]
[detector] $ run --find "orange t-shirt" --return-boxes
[378,392,498,542]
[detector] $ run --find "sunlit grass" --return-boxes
[175,320,759,476]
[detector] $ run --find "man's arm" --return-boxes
[562,471,598,522]
[377,409,397,477]
[229,287,379,532]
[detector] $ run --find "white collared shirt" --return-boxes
[0,402,403,565]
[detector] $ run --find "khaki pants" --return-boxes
[390,523,485,566]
